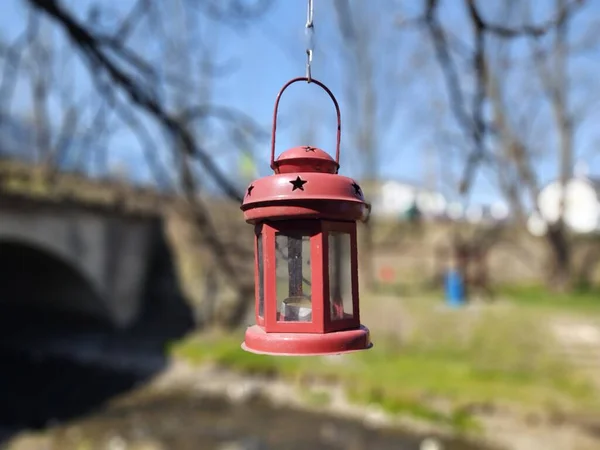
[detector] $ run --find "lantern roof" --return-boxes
[272,146,339,174]
[240,162,369,224]
[240,77,370,223]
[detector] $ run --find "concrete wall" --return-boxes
[366,222,600,285]
[0,203,159,327]
[367,221,600,288]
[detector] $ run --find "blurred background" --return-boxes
[1,0,600,449]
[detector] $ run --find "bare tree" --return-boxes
[333,0,402,290]
[401,0,594,292]
[531,0,574,289]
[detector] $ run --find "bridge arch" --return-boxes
[0,206,162,327]
[0,239,111,323]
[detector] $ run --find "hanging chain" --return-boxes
[305,0,314,82]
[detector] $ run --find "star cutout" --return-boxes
[290,176,307,191]
[303,146,316,152]
[246,184,254,196]
[351,182,362,196]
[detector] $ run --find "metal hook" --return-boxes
[305,0,314,83]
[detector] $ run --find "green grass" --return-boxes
[498,284,600,312]
[169,292,599,433]
[168,287,600,433]
[374,282,600,314]
[302,389,332,407]
[169,334,484,431]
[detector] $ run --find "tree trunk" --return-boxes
[545,222,571,292]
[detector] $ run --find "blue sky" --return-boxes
[1,0,599,207]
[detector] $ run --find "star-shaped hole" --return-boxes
[290,176,307,191]
[351,182,362,196]
[303,146,316,152]
[246,184,254,196]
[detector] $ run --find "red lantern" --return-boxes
[240,77,372,356]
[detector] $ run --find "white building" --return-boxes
[368,179,447,219]
[528,174,600,236]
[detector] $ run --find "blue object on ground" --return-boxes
[445,268,466,307]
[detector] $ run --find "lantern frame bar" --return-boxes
[254,224,265,327]
[263,220,325,333]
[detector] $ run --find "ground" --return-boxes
[171,288,600,450]
[4,288,600,450]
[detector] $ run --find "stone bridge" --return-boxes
[0,161,178,327]
[0,160,253,328]
[0,197,162,327]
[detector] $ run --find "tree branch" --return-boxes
[466,0,584,39]
[27,0,244,202]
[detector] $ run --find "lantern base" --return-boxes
[241,324,372,356]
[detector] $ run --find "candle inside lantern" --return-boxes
[278,234,312,322]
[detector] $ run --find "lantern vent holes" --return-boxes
[275,233,312,322]
[290,176,308,191]
[328,232,354,320]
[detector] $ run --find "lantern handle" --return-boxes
[270,77,341,169]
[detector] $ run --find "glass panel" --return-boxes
[276,233,312,322]
[328,232,353,320]
[257,233,264,318]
